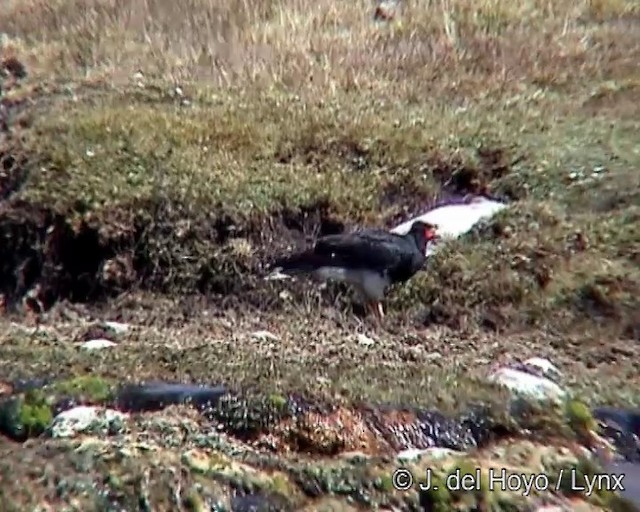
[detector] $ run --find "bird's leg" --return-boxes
[349,294,365,329]
[365,301,376,320]
[366,301,384,324]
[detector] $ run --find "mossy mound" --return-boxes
[0,376,115,441]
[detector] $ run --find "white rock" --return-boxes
[523,357,562,382]
[264,270,292,281]
[356,333,375,346]
[278,290,291,300]
[424,352,442,361]
[374,0,400,21]
[51,406,128,438]
[80,339,117,350]
[397,447,463,463]
[103,321,130,334]
[251,330,280,342]
[391,197,508,256]
[488,367,567,403]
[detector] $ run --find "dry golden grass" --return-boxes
[1,0,638,96]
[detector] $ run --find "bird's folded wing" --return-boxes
[314,231,405,271]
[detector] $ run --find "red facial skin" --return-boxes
[425,226,438,241]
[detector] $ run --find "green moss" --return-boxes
[17,390,53,437]
[208,451,231,470]
[267,393,288,411]
[52,376,114,403]
[418,473,451,512]
[295,463,374,499]
[19,97,399,217]
[375,474,395,493]
[445,460,483,497]
[269,473,293,496]
[182,450,224,475]
[436,459,501,510]
[103,472,124,491]
[565,399,597,434]
[0,390,55,440]
[211,393,293,438]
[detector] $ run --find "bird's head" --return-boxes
[409,221,440,250]
[411,220,439,240]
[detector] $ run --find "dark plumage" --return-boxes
[272,220,438,319]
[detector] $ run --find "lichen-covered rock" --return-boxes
[488,357,567,404]
[50,406,127,438]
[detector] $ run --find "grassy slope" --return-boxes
[2,0,638,335]
[1,0,640,509]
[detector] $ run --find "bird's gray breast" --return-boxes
[311,266,388,300]
[312,266,350,283]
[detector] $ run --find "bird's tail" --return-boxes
[270,250,329,275]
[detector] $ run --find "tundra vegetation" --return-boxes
[0,0,639,509]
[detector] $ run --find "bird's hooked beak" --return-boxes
[425,224,440,242]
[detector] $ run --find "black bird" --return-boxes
[272,221,438,320]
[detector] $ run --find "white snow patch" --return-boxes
[356,333,376,346]
[264,270,292,281]
[391,197,508,255]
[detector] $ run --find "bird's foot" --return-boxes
[366,301,385,325]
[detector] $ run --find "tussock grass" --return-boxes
[0,0,639,332]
